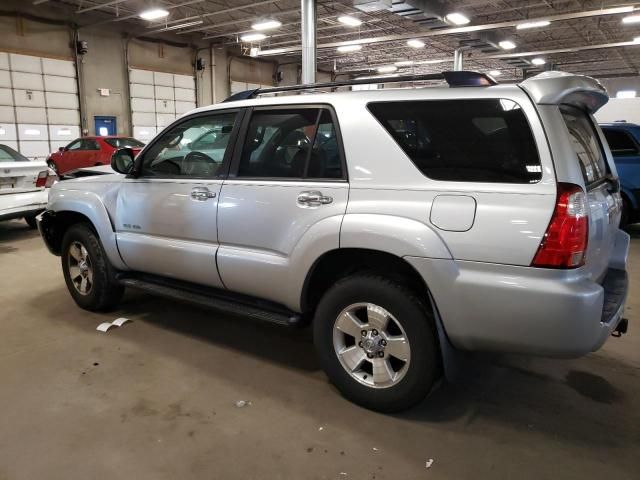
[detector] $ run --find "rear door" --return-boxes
[0,145,46,194]
[560,107,621,279]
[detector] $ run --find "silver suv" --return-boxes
[38,71,630,412]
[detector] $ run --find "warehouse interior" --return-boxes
[0,1,639,479]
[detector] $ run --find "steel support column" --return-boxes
[301,0,316,84]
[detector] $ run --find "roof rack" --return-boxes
[223,70,497,103]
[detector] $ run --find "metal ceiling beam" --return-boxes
[77,0,129,14]
[90,0,205,25]
[256,5,636,56]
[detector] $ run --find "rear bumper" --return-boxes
[0,189,47,221]
[406,230,630,358]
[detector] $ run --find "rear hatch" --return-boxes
[0,146,48,194]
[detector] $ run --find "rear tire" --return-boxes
[313,274,440,413]
[24,215,38,229]
[61,223,123,311]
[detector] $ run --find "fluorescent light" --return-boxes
[616,90,636,98]
[445,12,470,25]
[377,65,398,73]
[407,39,425,48]
[420,59,446,64]
[395,60,414,66]
[56,128,71,136]
[488,70,502,76]
[24,129,40,135]
[517,20,551,30]
[338,15,362,27]
[622,14,640,24]
[139,8,169,20]
[240,32,267,42]
[255,47,288,55]
[499,40,516,50]
[0,128,5,135]
[249,47,260,57]
[635,36,640,43]
[156,20,203,32]
[337,44,362,53]
[251,19,282,30]
[531,57,546,65]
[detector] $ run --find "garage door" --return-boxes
[129,68,196,143]
[230,80,273,95]
[0,52,80,161]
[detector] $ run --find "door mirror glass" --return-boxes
[111,148,135,174]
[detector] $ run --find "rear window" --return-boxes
[602,128,639,156]
[104,137,145,148]
[0,144,28,162]
[367,99,541,183]
[560,106,607,185]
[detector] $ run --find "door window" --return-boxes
[83,139,101,151]
[602,128,639,156]
[66,139,83,151]
[237,108,343,180]
[139,112,237,178]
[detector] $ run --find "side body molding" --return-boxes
[340,214,452,260]
[47,188,128,270]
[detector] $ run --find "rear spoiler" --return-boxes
[519,71,609,113]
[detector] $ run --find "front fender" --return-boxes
[48,188,127,270]
[340,214,452,259]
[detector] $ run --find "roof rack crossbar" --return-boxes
[223,70,497,102]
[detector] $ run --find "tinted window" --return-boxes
[602,129,639,156]
[368,99,541,183]
[561,106,607,184]
[66,139,83,151]
[104,137,145,148]
[238,108,343,179]
[140,112,236,178]
[0,144,28,162]
[83,139,101,151]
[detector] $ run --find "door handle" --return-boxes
[297,190,333,207]
[191,187,217,201]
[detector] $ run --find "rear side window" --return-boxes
[104,137,145,148]
[602,128,639,156]
[560,106,607,185]
[0,144,28,162]
[367,99,541,183]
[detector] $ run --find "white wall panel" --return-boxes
[132,112,155,126]
[131,97,155,113]
[174,74,195,89]
[19,140,50,159]
[154,71,173,87]
[46,92,79,109]
[48,108,79,125]
[0,53,9,70]
[174,88,195,102]
[175,101,196,114]
[133,126,156,141]
[12,72,43,91]
[130,69,153,85]
[42,58,75,77]
[48,124,80,141]
[13,89,45,107]
[0,123,17,140]
[18,124,48,141]
[0,70,10,88]
[10,54,42,74]
[16,107,47,124]
[0,88,13,106]
[154,85,174,100]
[3,141,17,151]
[44,75,77,94]
[130,83,154,99]
[155,99,174,114]
[156,113,175,128]
[0,107,15,122]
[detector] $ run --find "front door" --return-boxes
[115,110,240,288]
[217,106,349,309]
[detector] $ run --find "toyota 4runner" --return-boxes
[38,71,630,412]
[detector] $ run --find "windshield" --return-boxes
[0,144,29,162]
[104,137,145,148]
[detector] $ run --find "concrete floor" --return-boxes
[0,219,638,480]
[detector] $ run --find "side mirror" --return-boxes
[58,147,64,152]
[111,147,135,174]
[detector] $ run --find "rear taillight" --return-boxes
[45,168,58,187]
[35,170,48,188]
[532,183,588,269]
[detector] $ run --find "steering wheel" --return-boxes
[183,151,218,176]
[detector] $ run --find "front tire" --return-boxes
[313,274,440,413]
[61,224,123,311]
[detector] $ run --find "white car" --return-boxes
[0,144,56,228]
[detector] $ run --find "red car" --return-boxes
[47,136,145,175]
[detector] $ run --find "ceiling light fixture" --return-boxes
[251,19,282,30]
[154,20,203,32]
[377,65,398,73]
[531,57,546,65]
[407,39,425,48]
[499,40,516,50]
[616,90,636,98]
[395,60,415,66]
[240,32,267,42]
[516,20,551,29]
[337,44,362,53]
[488,70,502,76]
[139,8,169,20]
[338,15,362,27]
[445,12,471,25]
[622,14,640,24]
